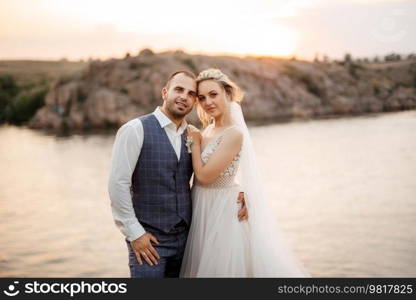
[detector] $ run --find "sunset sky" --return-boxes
[0,0,415,61]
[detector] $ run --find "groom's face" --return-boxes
[162,73,197,119]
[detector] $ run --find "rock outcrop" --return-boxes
[30,50,416,130]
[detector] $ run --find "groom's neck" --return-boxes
[160,106,185,130]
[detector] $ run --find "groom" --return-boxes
[108,70,247,278]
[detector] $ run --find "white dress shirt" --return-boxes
[108,107,188,242]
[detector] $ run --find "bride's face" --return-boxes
[197,80,228,119]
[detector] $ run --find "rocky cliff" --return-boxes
[30,50,416,130]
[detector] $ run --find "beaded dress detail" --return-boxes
[195,126,241,189]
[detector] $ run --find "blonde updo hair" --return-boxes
[196,68,244,128]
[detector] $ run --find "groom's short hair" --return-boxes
[165,70,196,89]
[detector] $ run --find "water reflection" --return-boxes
[0,110,415,277]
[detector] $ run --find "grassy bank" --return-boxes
[0,60,86,125]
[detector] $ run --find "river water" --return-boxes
[1,110,415,277]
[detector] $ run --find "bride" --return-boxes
[180,69,310,277]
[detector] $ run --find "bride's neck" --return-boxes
[214,112,232,128]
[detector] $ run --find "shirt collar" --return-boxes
[153,107,188,133]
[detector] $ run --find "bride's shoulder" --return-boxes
[222,125,243,144]
[227,124,243,135]
[201,126,211,140]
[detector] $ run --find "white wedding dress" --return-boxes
[180,126,252,277]
[180,103,310,278]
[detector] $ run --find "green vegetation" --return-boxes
[282,65,326,98]
[181,58,198,74]
[0,75,48,124]
[0,75,19,116]
[0,60,86,125]
[348,62,364,79]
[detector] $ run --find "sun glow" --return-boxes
[220,23,298,57]
[38,0,300,57]
[0,0,328,59]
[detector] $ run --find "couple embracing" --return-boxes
[108,69,310,278]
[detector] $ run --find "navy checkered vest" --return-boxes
[131,114,193,233]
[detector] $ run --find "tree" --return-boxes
[344,53,352,64]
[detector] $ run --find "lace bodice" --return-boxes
[195,126,241,189]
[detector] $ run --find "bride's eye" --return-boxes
[198,95,206,102]
[209,93,217,98]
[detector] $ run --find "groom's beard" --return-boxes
[168,98,193,119]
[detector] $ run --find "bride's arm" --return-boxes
[188,127,242,185]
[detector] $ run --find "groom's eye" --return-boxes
[189,91,197,98]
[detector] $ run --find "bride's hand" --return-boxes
[187,125,201,145]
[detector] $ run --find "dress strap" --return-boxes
[201,124,238,153]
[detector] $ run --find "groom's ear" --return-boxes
[161,87,168,101]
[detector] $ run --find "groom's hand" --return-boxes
[130,233,160,266]
[237,192,248,221]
